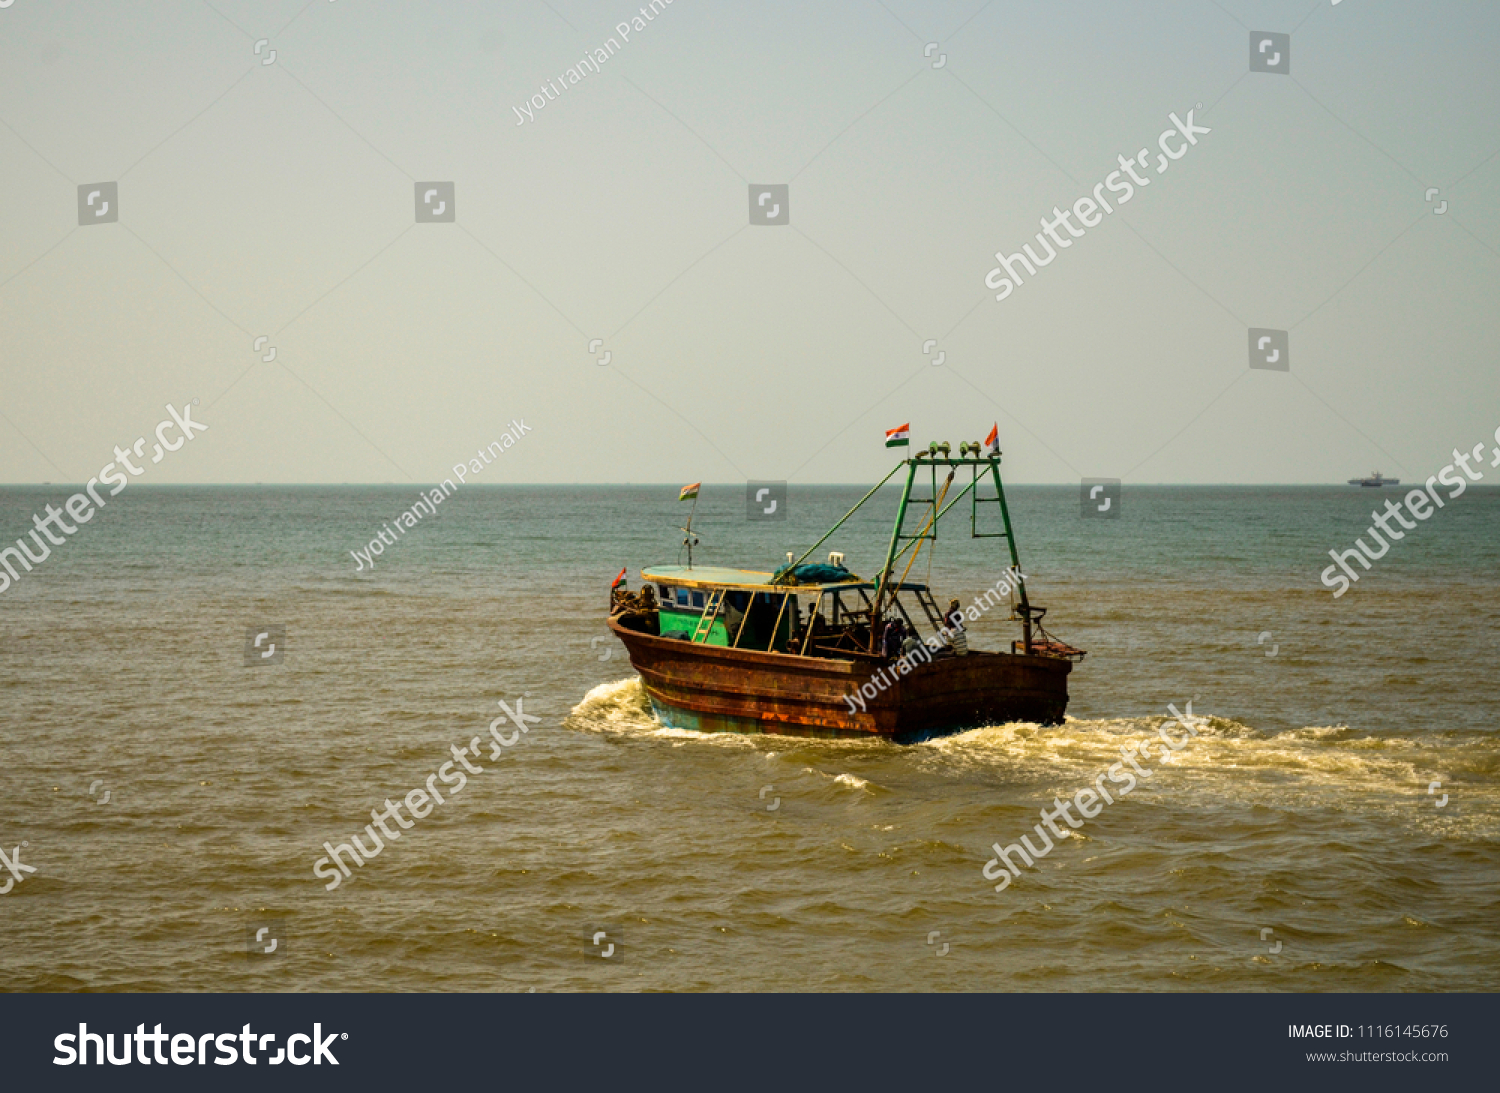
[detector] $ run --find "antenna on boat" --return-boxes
[681,490,702,568]
[671,483,705,567]
[676,525,702,566]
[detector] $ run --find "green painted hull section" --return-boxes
[657,606,730,646]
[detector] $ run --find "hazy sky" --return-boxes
[1,0,1496,484]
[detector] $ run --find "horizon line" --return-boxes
[0,481,1446,489]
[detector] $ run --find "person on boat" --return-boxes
[881,617,906,660]
[722,594,745,643]
[610,583,656,622]
[797,611,824,654]
[945,598,969,656]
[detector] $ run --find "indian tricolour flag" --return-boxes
[885,423,910,448]
[678,482,701,501]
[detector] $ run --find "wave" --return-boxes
[566,677,656,734]
[564,679,1499,815]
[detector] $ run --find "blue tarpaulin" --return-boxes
[771,563,855,584]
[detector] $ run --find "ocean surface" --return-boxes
[1,483,1497,992]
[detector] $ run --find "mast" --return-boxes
[682,493,699,568]
[871,458,918,620]
[871,448,1033,653]
[771,442,1039,656]
[988,457,1033,653]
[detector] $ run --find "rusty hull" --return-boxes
[608,615,1071,741]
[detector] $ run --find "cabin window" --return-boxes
[691,591,705,609]
[676,589,691,607]
[657,584,671,601]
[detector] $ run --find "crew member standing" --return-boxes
[946,598,969,656]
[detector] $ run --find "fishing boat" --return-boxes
[606,441,1083,741]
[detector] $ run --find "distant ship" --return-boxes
[1348,471,1400,487]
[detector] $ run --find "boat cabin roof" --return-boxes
[641,565,928,595]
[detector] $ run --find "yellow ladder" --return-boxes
[691,589,726,643]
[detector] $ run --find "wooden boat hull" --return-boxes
[608,616,1071,741]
